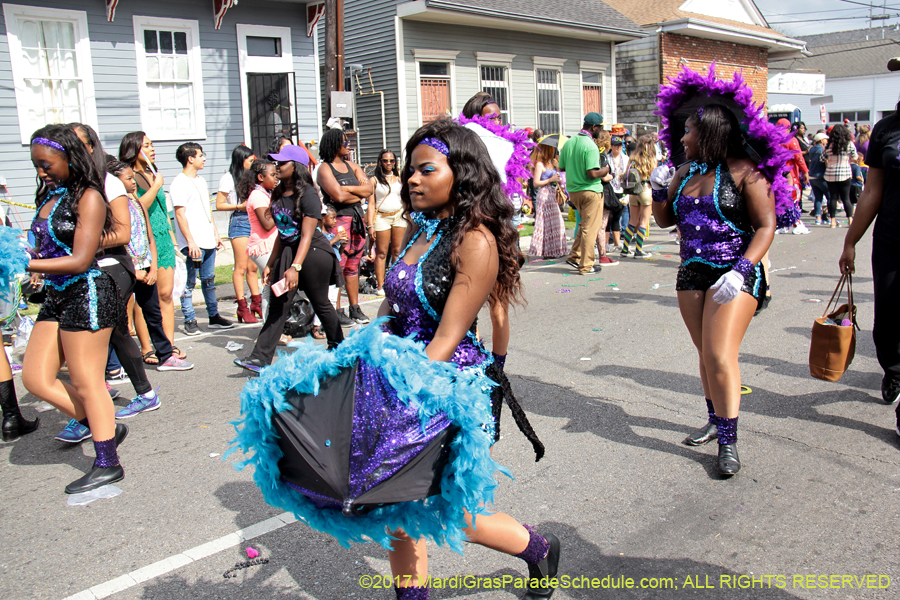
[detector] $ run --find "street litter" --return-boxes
[611,287,620,291]
[210,453,220,458]
[650,283,676,290]
[580,357,591,360]
[805,299,822,303]
[606,283,618,287]
[246,547,260,559]
[769,266,797,273]
[592,328,603,332]
[35,402,54,412]
[555,289,571,294]
[67,485,122,506]
[225,341,244,352]
[563,284,587,288]
[588,277,603,281]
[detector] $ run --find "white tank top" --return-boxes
[374,179,402,213]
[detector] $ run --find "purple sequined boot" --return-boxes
[684,399,718,446]
[516,524,561,599]
[64,435,125,494]
[394,585,428,600]
[713,415,740,476]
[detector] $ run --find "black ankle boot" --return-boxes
[718,444,741,477]
[684,421,717,446]
[524,533,561,599]
[65,463,125,494]
[0,379,39,442]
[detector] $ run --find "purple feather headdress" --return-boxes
[655,64,800,228]
[456,113,534,200]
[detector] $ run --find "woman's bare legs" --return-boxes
[230,236,259,298]
[59,328,116,442]
[156,266,176,343]
[374,229,392,291]
[700,292,756,419]
[23,321,84,420]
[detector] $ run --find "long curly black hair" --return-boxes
[237,158,275,203]
[318,129,345,164]
[31,124,114,236]
[271,160,317,222]
[400,118,523,309]
[826,123,853,155]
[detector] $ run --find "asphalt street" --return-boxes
[1,216,898,600]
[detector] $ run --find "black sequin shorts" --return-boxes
[676,260,766,302]
[36,271,120,332]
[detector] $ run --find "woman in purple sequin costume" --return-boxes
[380,119,560,600]
[22,125,128,494]
[652,105,776,478]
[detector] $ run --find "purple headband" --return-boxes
[418,137,449,156]
[697,106,704,120]
[31,137,67,155]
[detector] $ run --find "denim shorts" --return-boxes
[228,211,251,238]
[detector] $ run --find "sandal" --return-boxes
[278,334,292,346]
[311,326,326,340]
[142,351,159,366]
[173,346,187,360]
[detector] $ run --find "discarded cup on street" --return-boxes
[67,485,122,506]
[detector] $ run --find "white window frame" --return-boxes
[476,52,515,124]
[132,15,207,141]
[236,24,296,147]
[578,60,608,123]
[533,57,566,134]
[3,4,98,144]
[412,49,459,127]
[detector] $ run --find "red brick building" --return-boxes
[605,0,806,131]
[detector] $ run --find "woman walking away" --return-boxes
[234,149,343,373]
[621,134,658,258]
[653,66,797,477]
[119,132,186,362]
[216,144,261,323]
[316,129,373,325]
[238,157,279,320]
[809,132,830,224]
[840,102,900,424]
[822,123,858,228]
[366,149,406,296]
[230,119,559,599]
[23,125,128,493]
[528,142,567,258]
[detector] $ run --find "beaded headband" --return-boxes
[31,137,68,155]
[418,137,449,157]
[696,106,704,120]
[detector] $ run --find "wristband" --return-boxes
[732,257,754,279]
[651,188,668,204]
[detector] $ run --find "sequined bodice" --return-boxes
[674,165,753,266]
[31,191,99,285]
[383,220,488,369]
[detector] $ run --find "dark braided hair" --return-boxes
[400,118,523,309]
[237,158,275,203]
[31,124,114,236]
[318,129,345,164]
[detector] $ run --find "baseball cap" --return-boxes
[776,118,791,129]
[268,144,310,166]
[813,132,828,142]
[610,136,623,145]
[583,112,603,126]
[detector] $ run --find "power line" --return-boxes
[762,5,897,16]
[768,13,900,23]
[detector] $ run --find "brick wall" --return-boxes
[659,33,769,108]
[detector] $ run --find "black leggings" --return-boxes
[250,245,343,364]
[827,179,854,220]
[873,237,900,381]
[134,279,173,364]
[103,261,152,396]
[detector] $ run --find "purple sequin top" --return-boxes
[674,164,752,267]
[31,190,99,286]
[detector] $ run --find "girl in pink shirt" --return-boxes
[238,159,278,320]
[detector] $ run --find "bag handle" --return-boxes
[846,273,860,331]
[822,274,847,318]
[822,273,861,331]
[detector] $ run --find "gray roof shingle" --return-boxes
[769,38,900,79]
[800,26,900,48]
[424,0,644,36]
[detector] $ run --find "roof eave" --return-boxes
[658,18,806,52]
[397,1,646,42]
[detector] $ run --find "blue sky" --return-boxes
[755,0,900,36]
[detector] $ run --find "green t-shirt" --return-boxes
[559,132,603,194]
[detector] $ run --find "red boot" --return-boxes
[249,294,263,319]
[236,297,258,324]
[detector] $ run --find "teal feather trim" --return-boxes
[226,318,510,553]
[0,228,29,301]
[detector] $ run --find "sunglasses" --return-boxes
[342,141,350,147]
[382,159,395,164]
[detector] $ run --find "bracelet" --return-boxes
[733,257,754,279]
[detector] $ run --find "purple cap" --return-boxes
[268,144,310,166]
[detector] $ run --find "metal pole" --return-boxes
[324,0,337,117]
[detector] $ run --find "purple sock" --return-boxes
[705,398,715,421]
[515,524,550,565]
[394,585,428,600]
[93,436,120,468]
[78,418,89,428]
[713,415,738,445]
[492,353,507,370]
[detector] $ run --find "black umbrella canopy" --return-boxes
[273,364,456,516]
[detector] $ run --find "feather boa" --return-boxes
[0,228,29,301]
[655,64,801,228]
[457,113,534,199]
[226,318,508,554]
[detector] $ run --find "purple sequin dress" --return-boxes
[285,217,492,508]
[31,190,119,331]
[673,164,764,300]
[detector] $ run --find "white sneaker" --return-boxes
[374,288,385,297]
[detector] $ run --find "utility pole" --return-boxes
[323,0,344,118]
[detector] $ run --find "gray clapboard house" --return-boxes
[0,0,321,225]
[322,0,645,165]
